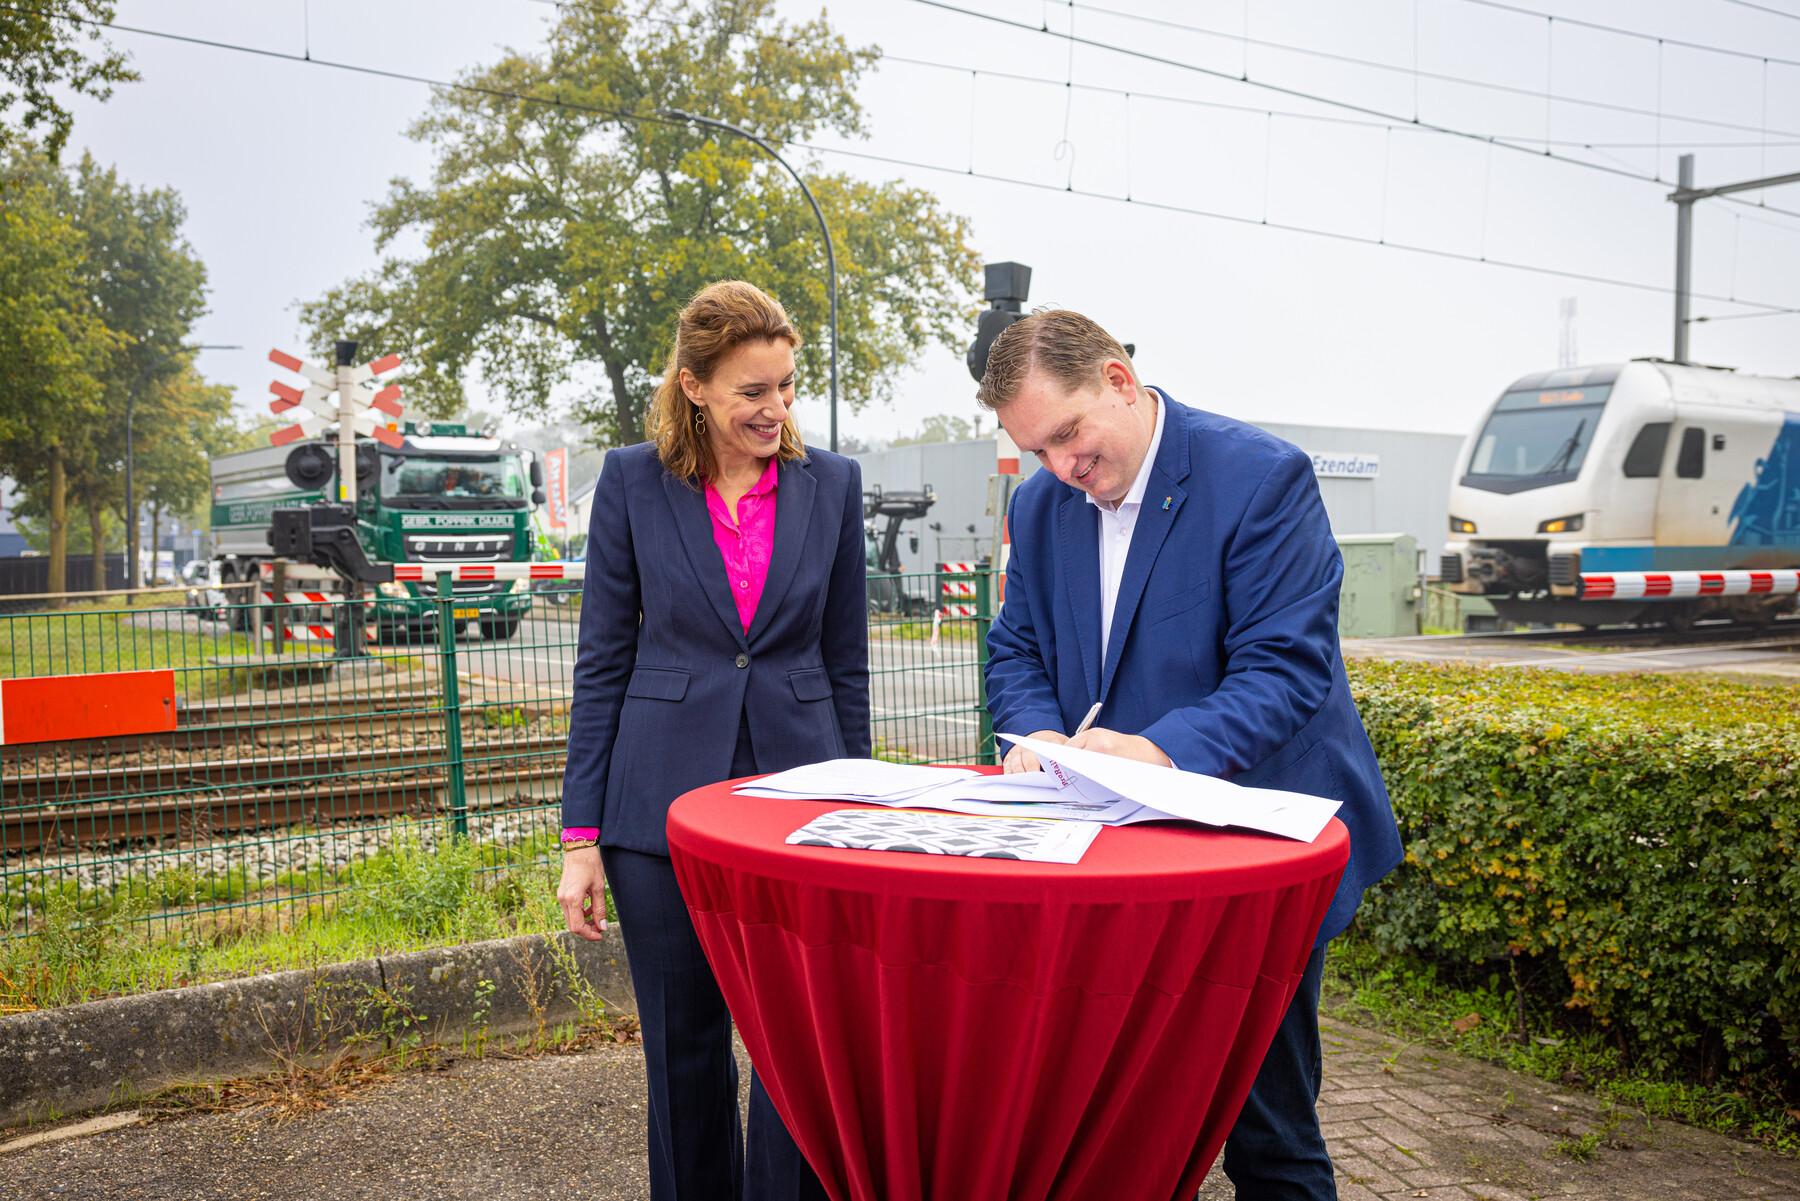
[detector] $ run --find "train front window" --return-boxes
[1463,385,1611,492]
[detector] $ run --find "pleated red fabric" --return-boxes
[668,776,1348,1201]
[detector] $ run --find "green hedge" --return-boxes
[1345,660,1800,1083]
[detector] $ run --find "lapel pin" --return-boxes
[1162,497,1172,510]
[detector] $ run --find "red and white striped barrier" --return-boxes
[937,561,979,618]
[392,562,585,583]
[996,428,1019,602]
[259,560,585,585]
[259,587,359,643]
[1581,570,1800,600]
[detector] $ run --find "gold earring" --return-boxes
[694,407,706,434]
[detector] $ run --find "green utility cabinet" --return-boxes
[1336,533,1421,638]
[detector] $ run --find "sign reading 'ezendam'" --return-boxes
[1310,452,1381,479]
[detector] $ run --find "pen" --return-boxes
[1072,701,1103,737]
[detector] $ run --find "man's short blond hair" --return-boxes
[976,308,1135,410]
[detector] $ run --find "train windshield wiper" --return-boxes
[1536,418,1586,476]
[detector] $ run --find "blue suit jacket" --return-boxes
[986,393,1401,941]
[560,442,871,856]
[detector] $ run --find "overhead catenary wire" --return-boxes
[13,2,1799,323]
[909,0,1800,222]
[803,139,1800,319]
[450,0,1800,223]
[1714,0,1800,22]
[880,52,1800,152]
[1454,0,1800,68]
[1051,0,1800,139]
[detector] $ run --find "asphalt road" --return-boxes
[466,614,990,764]
[1343,628,1800,678]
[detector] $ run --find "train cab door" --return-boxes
[1653,404,1778,551]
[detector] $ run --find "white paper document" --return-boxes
[996,734,1342,843]
[740,758,979,801]
[737,766,1142,823]
[733,742,1342,844]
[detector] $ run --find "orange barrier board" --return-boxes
[0,669,178,745]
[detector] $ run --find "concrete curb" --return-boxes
[0,930,635,1131]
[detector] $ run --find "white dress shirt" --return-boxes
[1088,389,1168,659]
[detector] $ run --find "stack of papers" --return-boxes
[737,758,980,803]
[786,808,1101,864]
[736,738,1341,844]
[997,734,1341,842]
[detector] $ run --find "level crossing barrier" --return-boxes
[0,568,997,940]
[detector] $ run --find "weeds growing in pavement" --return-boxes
[0,824,618,1011]
[1324,930,1800,1158]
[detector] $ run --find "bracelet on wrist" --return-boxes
[561,838,599,852]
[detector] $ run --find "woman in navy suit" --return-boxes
[557,280,869,1201]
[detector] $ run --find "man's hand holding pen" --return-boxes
[1000,702,1174,773]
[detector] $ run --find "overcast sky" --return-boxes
[61,0,1800,446]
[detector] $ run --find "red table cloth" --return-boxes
[667,772,1348,1201]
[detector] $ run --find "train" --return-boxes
[1440,359,1800,628]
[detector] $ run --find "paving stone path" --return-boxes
[1295,1015,1800,1201]
[2,1011,1795,1199]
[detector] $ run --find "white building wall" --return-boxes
[852,421,1463,576]
[1251,422,1464,574]
[850,441,1042,577]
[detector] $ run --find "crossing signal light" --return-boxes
[967,261,1032,383]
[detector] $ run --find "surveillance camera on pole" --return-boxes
[966,261,1032,383]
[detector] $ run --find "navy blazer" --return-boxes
[560,442,871,856]
[986,393,1402,941]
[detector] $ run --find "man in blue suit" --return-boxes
[981,309,1402,1200]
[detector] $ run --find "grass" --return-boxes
[872,736,928,764]
[0,601,252,694]
[0,824,614,1013]
[1324,930,1800,1157]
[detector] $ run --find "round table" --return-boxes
[667,772,1348,1201]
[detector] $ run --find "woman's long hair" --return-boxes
[648,280,807,483]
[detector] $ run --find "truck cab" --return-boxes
[209,420,542,640]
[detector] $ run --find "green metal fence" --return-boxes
[867,566,995,767]
[0,568,996,938]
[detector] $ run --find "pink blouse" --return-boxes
[562,456,781,843]
[704,455,780,633]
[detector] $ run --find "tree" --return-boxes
[0,3,135,160]
[0,160,113,598]
[301,0,979,446]
[36,153,209,587]
[891,412,988,447]
[0,150,211,594]
[133,366,238,580]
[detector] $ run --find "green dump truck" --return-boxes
[207,421,541,639]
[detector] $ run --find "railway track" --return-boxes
[1,730,567,855]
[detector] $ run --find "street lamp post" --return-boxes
[660,108,840,453]
[126,343,240,588]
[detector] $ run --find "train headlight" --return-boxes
[1449,516,1477,535]
[377,582,410,598]
[1536,514,1585,534]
